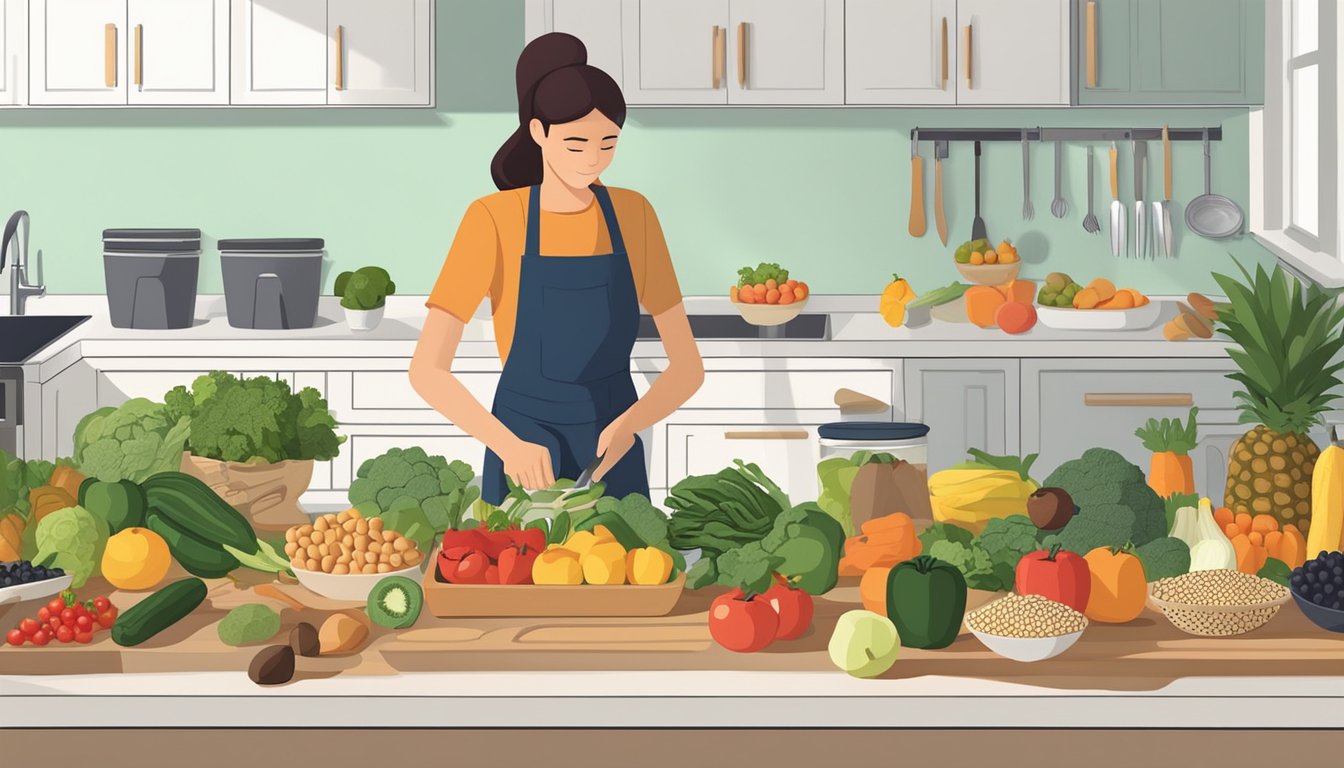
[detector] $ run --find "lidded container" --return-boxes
[219,238,325,330]
[102,228,202,330]
[817,422,930,471]
[816,421,933,530]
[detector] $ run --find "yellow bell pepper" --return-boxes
[879,273,916,328]
[563,525,616,560]
[625,547,674,586]
[532,547,584,585]
[581,541,628,585]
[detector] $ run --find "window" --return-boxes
[1253,0,1341,287]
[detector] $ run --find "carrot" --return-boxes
[1248,530,1264,547]
[766,288,781,304]
[1235,512,1253,535]
[1213,506,1235,528]
[729,285,740,302]
[1224,522,1242,540]
[765,278,777,291]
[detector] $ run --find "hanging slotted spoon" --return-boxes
[1082,145,1100,234]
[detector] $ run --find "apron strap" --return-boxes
[592,185,627,255]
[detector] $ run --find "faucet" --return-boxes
[1,211,46,315]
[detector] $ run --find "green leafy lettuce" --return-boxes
[165,371,344,464]
[33,505,109,588]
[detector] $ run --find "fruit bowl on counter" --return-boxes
[1036,303,1162,331]
[953,238,1021,285]
[1034,273,1160,331]
[955,262,1021,286]
[729,261,809,327]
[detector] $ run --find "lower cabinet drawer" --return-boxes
[664,424,820,502]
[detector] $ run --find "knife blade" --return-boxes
[1109,142,1125,258]
[934,140,949,245]
[572,453,604,490]
[1133,140,1147,260]
[908,131,926,237]
[1157,124,1174,258]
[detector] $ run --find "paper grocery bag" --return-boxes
[179,452,315,532]
[848,459,933,530]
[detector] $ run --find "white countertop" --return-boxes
[2,670,1340,729]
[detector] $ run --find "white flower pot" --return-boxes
[344,305,385,331]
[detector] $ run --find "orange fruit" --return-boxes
[730,285,740,302]
[766,288,781,304]
[794,282,809,300]
[984,250,999,264]
[969,252,984,265]
[765,278,777,291]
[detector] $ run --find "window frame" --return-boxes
[1253,0,1342,287]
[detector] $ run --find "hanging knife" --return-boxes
[1109,142,1125,258]
[934,140,949,245]
[1133,139,1148,260]
[908,130,927,237]
[1155,125,1174,258]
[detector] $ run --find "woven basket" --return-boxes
[1147,587,1290,637]
[178,452,314,532]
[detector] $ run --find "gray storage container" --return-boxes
[219,238,325,330]
[102,228,202,330]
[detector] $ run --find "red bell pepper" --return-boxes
[438,546,490,584]
[1014,544,1092,612]
[505,527,547,554]
[477,530,518,561]
[484,564,500,584]
[442,528,491,554]
[497,542,541,585]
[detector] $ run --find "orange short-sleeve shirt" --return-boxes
[426,186,683,363]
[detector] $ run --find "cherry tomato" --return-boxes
[37,607,50,622]
[30,630,50,646]
[93,597,110,612]
[75,615,92,632]
[6,629,24,646]
[47,598,65,614]
[74,603,89,617]
[60,608,76,624]
[47,616,62,631]
[97,610,116,629]
[19,618,40,637]
[56,625,74,644]
[74,631,92,645]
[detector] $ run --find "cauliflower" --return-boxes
[1043,448,1168,553]
[33,505,109,588]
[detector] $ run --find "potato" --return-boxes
[318,612,369,656]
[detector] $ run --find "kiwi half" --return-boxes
[366,576,424,629]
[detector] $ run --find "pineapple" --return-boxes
[1214,263,1344,535]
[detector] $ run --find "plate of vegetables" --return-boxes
[730,262,810,326]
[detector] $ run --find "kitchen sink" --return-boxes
[0,315,90,363]
[637,314,829,340]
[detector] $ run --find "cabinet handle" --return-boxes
[104,23,116,88]
[1085,1,1097,88]
[940,17,948,90]
[963,23,972,89]
[736,22,747,88]
[133,24,142,88]
[724,430,810,440]
[335,24,344,90]
[1083,393,1194,407]
[711,26,723,89]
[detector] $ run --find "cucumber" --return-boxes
[145,512,240,578]
[112,578,208,647]
[142,472,258,553]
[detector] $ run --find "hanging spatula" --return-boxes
[971,140,988,242]
[908,131,927,237]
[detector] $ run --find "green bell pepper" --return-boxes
[886,554,967,649]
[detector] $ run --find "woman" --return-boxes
[410,33,704,505]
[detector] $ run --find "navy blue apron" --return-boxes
[481,184,649,504]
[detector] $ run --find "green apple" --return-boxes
[828,610,901,678]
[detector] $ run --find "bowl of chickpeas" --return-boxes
[285,507,426,602]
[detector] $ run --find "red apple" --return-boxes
[764,583,814,640]
[708,589,779,652]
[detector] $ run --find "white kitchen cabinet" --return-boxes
[0,0,27,106]
[126,0,228,105]
[326,0,431,106]
[905,360,1020,473]
[24,361,97,460]
[230,0,327,105]
[727,0,844,105]
[29,0,126,105]
[956,0,1069,105]
[527,0,625,87]
[845,0,956,105]
[665,423,820,501]
[621,0,725,105]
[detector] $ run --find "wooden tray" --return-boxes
[421,556,686,618]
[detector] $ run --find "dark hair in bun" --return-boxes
[490,32,627,190]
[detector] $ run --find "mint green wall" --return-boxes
[0,0,1270,299]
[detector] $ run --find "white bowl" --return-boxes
[292,563,424,603]
[0,574,73,607]
[1036,302,1162,331]
[732,296,808,327]
[968,626,1085,662]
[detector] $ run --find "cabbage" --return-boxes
[33,505,109,588]
[72,398,191,483]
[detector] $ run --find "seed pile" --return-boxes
[965,594,1088,638]
[1149,569,1287,606]
[285,508,423,574]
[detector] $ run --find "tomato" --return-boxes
[707,589,779,653]
[19,618,40,637]
[56,626,74,644]
[74,631,92,645]
[60,608,76,625]
[37,607,50,622]
[74,602,89,617]
[438,547,490,585]
[75,615,92,632]
[6,629,24,646]
[47,598,65,614]
[1015,545,1092,613]
[97,610,117,629]
[93,597,111,612]
[30,630,50,646]
[763,583,815,640]
[47,616,62,631]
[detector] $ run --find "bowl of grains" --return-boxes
[1147,569,1290,637]
[284,507,426,602]
[964,593,1088,662]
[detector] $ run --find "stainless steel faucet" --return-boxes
[2,211,46,315]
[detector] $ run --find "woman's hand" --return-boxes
[592,417,638,482]
[497,438,556,491]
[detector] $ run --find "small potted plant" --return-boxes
[335,266,396,331]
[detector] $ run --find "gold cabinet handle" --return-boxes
[1083,393,1195,407]
[963,23,972,89]
[134,24,143,88]
[334,24,344,90]
[736,22,746,88]
[724,430,810,440]
[940,17,948,89]
[104,23,117,87]
[1086,1,1097,88]
[711,26,723,89]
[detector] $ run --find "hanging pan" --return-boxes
[1185,128,1244,239]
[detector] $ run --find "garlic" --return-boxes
[1180,497,1237,572]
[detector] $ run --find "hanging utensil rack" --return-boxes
[910,126,1222,143]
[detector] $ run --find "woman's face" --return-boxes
[530,109,621,190]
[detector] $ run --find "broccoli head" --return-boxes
[349,447,479,533]
[1044,448,1167,552]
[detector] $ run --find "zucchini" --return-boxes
[142,472,258,553]
[145,512,240,578]
[80,479,146,533]
[112,578,208,647]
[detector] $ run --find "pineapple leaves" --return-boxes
[1213,259,1344,434]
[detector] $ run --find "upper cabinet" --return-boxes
[29,0,126,105]
[726,0,844,105]
[127,0,229,105]
[622,0,725,104]
[0,0,27,106]
[956,0,1070,105]
[529,0,625,87]
[232,0,432,106]
[1074,0,1265,105]
[846,0,956,105]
